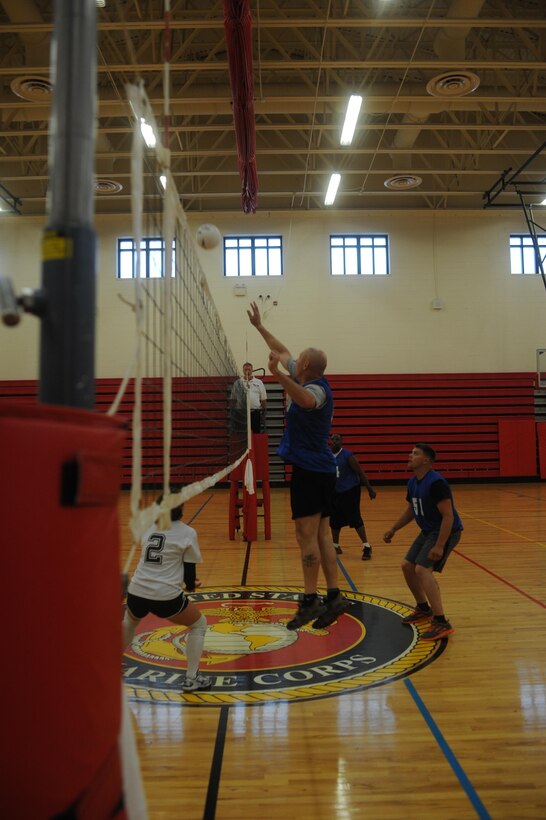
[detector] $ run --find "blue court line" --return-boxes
[404,678,491,819]
[337,557,359,593]
[338,558,490,818]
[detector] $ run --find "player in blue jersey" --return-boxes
[383,443,463,640]
[247,301,349,630]
[330,433,376,559]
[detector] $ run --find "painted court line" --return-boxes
[340,557,491,819]
[404,679,491,820]
[203,705,229,820]
[454,550,546,609]
[459,511,546,548]
[338,557,359,593]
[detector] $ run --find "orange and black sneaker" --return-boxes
[401,605,432,624]
[421,619,454,640]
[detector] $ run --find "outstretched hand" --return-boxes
[247,301,262,328]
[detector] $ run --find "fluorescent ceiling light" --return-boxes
[140,118,157,148]
[325,173,341,206]
[540,198,546,205]
[340,95,362,146]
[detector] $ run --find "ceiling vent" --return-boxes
[95,179,123,194]
[10,76,53,102]
[426,71,480,98]
[384,175,423,190]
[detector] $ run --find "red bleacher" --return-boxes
[0,371,539,481]
[326,373,538,479]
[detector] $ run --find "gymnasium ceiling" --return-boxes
[1,0,546,217]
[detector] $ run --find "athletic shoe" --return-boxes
[335,544,343,555]
[182,673,212,692]
[312,592,351,629]
[361,545,372,561]
[401,606,432,624]
[286,597,326,631]
[420,620,454,640]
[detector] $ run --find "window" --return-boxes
[330,234,389,276]
[117,237,175,279]
[510,234,546,275]
[224,235,282,277]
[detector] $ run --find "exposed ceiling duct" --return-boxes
[1,0,49,65]
[390,0,487,175]
[1,4,544,214]
[2,0,118,179]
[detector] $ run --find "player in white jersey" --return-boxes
[122,498,211,691]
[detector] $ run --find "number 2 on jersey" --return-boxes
[145,533,166,564]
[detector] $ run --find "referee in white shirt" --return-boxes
[231,361,267,433]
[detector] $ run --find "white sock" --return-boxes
[185,614,207,678]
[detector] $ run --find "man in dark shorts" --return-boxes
[330,433,376,559]
[248,301,349,630]
[383,443,463,640]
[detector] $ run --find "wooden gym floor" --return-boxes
[121,482,546,819]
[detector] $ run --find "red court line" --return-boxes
[454,550,546,609]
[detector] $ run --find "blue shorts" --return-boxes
[404,529,462,573]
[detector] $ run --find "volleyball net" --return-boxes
[117,81,250,561]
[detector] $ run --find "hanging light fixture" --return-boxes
[340,95,362,146]
[325,174,341,206]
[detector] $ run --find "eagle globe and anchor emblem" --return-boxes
[123,587,445,705]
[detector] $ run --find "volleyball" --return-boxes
[196,223,222,250]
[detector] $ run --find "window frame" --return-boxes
[223,234,283,277]
[117,236,176,279]
[330,233,390,277]
[509,233,546,275]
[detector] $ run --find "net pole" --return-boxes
[39,0,97,409]
[127,83,145,546]
[162,0,173,511]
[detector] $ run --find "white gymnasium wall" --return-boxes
[0,208,543,380]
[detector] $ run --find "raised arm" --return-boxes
[268,351,316,409]
[247,301,291,369]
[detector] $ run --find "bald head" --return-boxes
[301,347,327,377]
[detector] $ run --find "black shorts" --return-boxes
[290,465,336,520]
[126,591,189,619]
[330,485,363,530]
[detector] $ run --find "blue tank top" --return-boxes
[277,375,336,473]
[407,470,463,534]
[334,449,360,492]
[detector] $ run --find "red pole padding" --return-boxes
[0,402,127,818]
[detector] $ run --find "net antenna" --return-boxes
[118,11,251,571]
[483,141,546,292]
